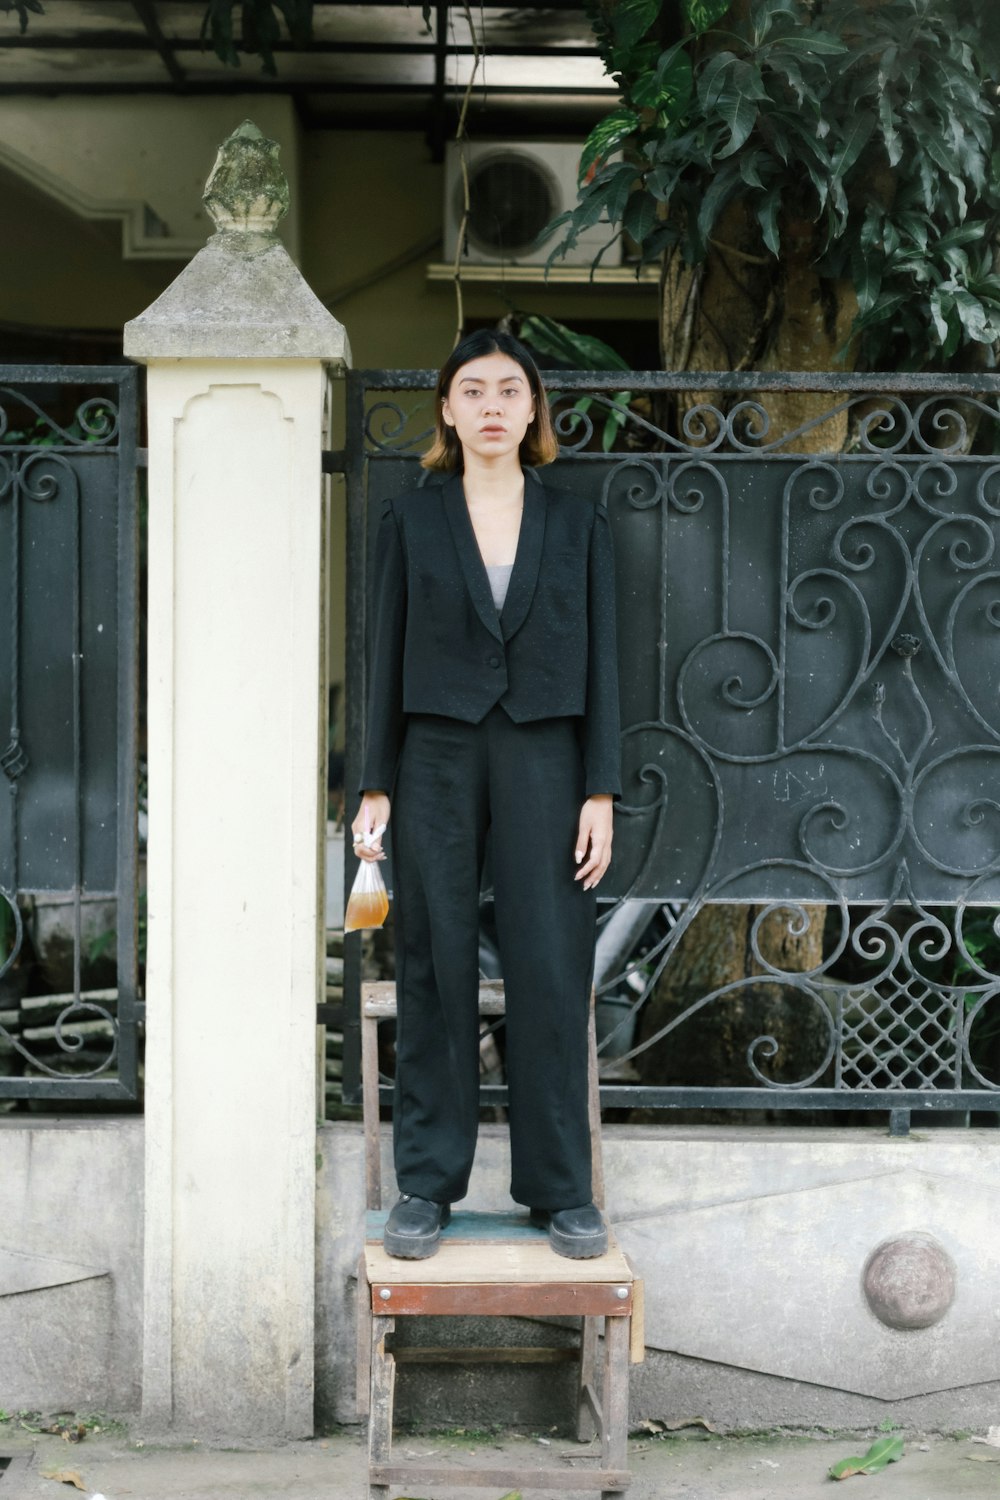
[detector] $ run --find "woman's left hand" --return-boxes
[574,795,614,891]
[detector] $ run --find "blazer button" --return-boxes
[488,654,501,669]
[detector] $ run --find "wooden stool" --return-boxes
[356,979,644,1500]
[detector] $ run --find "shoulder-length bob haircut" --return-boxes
[421,329,559,472]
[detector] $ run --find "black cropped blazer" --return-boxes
[359,466,622,799]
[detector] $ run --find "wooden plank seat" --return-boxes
[357,979,643,1500]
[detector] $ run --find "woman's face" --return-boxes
[441,350,536,465]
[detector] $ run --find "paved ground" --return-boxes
[4,1423,1000,1500]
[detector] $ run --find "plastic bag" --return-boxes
[345,821,389,932]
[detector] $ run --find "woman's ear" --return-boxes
[441,400,455,429]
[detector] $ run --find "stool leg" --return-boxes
[356,1257,373,1418]
[601,1314,631,1500]
[368,1314,395,1500]
[576,1315,600,1442]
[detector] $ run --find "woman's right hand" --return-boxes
[351,792,391,861]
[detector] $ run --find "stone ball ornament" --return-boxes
[862,1232,956,1331]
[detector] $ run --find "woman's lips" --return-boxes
[480,426,506,434]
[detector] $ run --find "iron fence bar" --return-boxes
[377,1084,1000,1111]
[340,369,369,1106]
[115,367,141,1098]
[352,368,1000,395]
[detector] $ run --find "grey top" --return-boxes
[486,562,514,612]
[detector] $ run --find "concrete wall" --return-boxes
[0,1118,143,1414]
[5,1116,1000,1435]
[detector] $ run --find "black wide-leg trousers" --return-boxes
[390,706,596,1210]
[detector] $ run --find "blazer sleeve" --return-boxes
[582,502,623,798]
[359,499,407,794]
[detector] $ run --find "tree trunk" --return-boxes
[634,903,830,1118]
[641,201,854,1109]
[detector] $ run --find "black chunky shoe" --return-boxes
[383,1193,451,1258]
[529,1202,608,1259]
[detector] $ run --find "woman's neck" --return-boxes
[461,452,524,507]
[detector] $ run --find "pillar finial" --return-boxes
[203,119,289,236]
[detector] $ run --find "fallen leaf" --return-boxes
[43,1422,86,1443]
[638,1419,665,1434]
[40,1470,86,1491]
[829,1436,904,1480]
[662,1416,718,1433]
[966,1454,1000,1463]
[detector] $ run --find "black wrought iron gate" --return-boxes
[344,368,1000,1128]
[0,366,141,1101]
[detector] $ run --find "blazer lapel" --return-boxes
[500,468,546,642]
[442,473,504,643]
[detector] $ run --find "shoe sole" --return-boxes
[383,1206,451,1259]
[548,1225,609,1259]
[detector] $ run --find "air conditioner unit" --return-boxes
[444,141,622,268]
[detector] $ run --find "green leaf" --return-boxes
[624,189,659,244]
[715,60,767,157]
[648,161,684,202]
[203,0,239,67]
[829,1436,904,1480]
[829,111,877,181]
[612,0,659,50]
[756,184,781,255]
[0,0,44,33]
[654,43,694,120]
[519,315,631,372]
[682,0,732,35]
[929,287,952,346]
[698,49,739,110]
[852,292,909,331]
[936,224,989,252]
[878,91,902,168]
[766,29,848,56]
[630,68,662,108]
[851,244,882,316]
[605,163,639,223]
[951,287,998,342]
[695,159,742,249]
[579,107,640,183]
[739,152,767,189]
[968,274,1000,306]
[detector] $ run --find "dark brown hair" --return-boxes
[421,330,558,472]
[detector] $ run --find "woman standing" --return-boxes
[352,330,620,1260]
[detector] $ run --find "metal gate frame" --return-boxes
[339,366,1000,1131]
[0,365,141,1101]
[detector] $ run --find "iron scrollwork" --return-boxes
[353,371,1000,1112]
[0,373,136,1098]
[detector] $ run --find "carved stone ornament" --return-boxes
[862,1232,957,1330]
[203,120,289,236]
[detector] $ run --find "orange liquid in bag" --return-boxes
[344,884,390,932]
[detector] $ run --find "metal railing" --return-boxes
[340,368,1000,1131]
[0,366,141,1102]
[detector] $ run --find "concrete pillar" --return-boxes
[124,121,350,1439]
